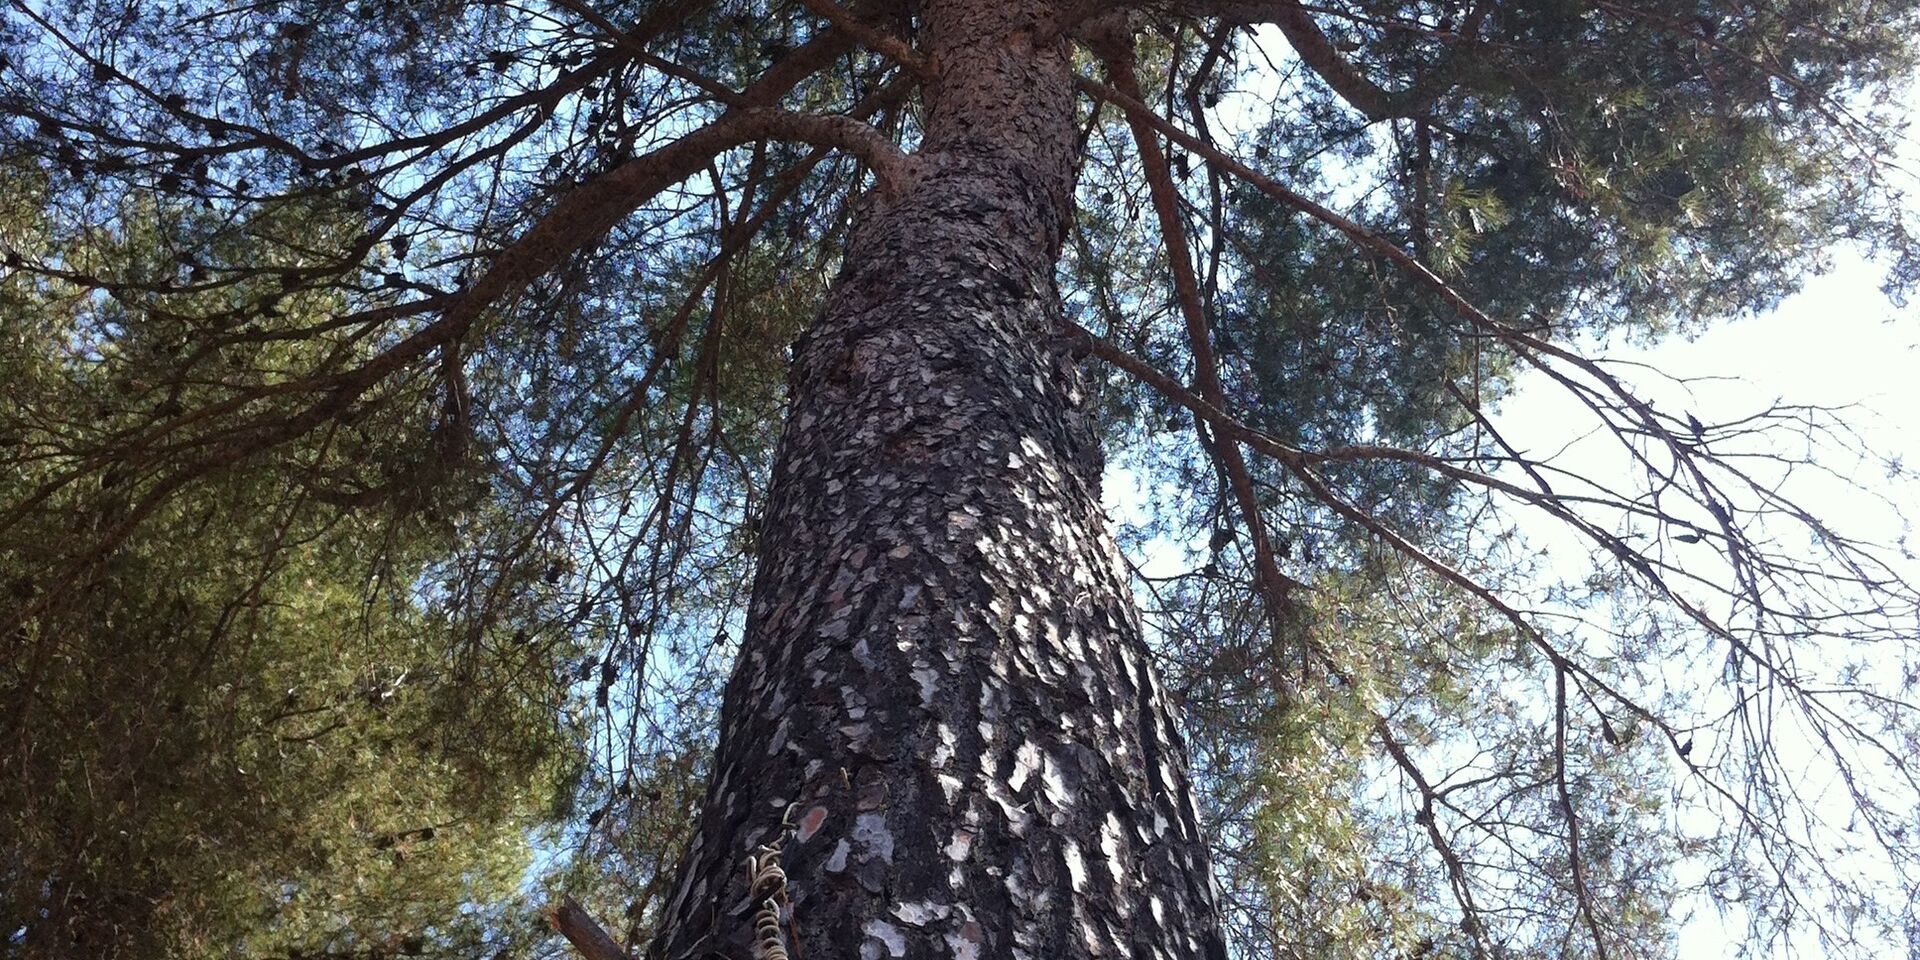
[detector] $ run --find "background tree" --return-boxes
[3,2,1919,959]
[0,166,582,958]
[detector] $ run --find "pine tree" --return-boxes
[3,2,1919,959]
[0,167,581,959]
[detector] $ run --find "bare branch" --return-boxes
[1103,49,1305,642]
[796,0,932,77]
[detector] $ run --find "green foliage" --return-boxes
[0,181,576,959]
[3,1,1920,959]
[1061,8,1920,950]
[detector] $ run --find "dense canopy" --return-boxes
[4,1,1919,959]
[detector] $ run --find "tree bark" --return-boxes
[649,4,1226,959]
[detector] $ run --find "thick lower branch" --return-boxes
[550,898,632,960]
[1218,1,1410,120]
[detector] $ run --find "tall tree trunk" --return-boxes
[650,4,1225,958]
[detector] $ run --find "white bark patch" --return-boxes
[1004,862,1052,913]
[983,775,1031,835]
[839,722,873,749]
[1062,839,1088,892]
[913,665,940,706]
[838,684,863,709]
[1158,757,1180,795]
[1079,912,1105,955]
[863,920,907,958]
[938,773,963,803]
[985,651,1011,681]
[891,900,951,926]
[932,725,955,768]
[825,838,851,873]
[945,828,974,861]
[1100,812,1126,886]
[1074,661,1098,693]
[1009,740,1041,793]
[945,921,984,960]
[854,812,895,863]
[1041,753,1070,812]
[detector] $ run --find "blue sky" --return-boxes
[1104,27,1920,957]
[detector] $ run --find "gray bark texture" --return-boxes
[649,4,1227,959]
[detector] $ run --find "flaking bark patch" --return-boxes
[648,3,1225,959]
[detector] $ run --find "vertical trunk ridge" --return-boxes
[651,4,1225,958]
